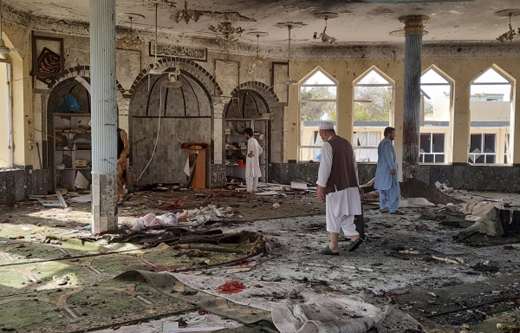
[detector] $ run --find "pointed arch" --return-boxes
[469,64,515,165]
[299,67,338,161]
[471,64,515,85]
[300,66,338,85]
[422,64,454,85]
[352,66,395,163]
[419,65,454,164]
[353,65,395,86]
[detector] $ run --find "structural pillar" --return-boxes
[452,79,471,164]
[400,15,429,179]
[90,0,118,233]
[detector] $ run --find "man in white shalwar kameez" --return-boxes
[316,122,364,255]
[244,128,263,193]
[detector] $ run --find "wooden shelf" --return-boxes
[56,167,92,170]
[56,149,91,152]
[54,113,91,117]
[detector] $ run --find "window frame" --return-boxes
[419,132,446,164]
[469,133,497,164]
[299,69,338,161]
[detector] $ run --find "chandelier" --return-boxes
[209,22,244,47]
[496,9,520,42]
[170,0,203,24]
[313,12,338,44]
[117,13,145,49]
[247,31,268,75]
[137,0,176,9]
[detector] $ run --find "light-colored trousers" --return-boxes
[326,199,358,237]
[379,182,401,213]
[246,177,259,192]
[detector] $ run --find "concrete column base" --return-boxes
[91,172,118,233]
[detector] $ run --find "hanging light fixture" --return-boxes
[247,31,268,75]
[275,21,306,86]
[0,0,11,54]
[117,13,145,49]
[495,9,520,42]
[313,12,338,44]
[162,65,183,89]
[170,0,203,24]
[149,2,166,75]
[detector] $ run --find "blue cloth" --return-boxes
[375,138,400,212]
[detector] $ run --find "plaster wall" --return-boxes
[284,57,520,169]
[2,17,520,202]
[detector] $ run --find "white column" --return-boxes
[90,0,118,233]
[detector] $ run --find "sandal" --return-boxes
[320,246,339,255]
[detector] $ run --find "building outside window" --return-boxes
[353,68,393,163]
[300,69,337,161]
[420,67,452,164]
[469,133,496,164]
[419,133,445,163]
[470,67,512,165]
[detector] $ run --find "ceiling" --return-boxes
[4,0,520,45]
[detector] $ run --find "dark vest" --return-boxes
[117,129,124,158]
[324,135,359,195]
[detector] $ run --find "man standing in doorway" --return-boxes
[316,122,364,255]
[375,127,401,214]
[244,128,263,193]
[117,128,131,204]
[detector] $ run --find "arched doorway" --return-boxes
[224,83,282,183]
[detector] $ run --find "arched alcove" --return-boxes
[225,89,270,119]
[129,69,213,186]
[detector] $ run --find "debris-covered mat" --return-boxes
[0,227,266,332]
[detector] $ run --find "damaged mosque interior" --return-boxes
[2,0,520,332]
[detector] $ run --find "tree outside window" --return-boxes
[300,69,337,161]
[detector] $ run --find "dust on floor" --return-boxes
[1,190,520,332]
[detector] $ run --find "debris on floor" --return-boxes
[2,189,520,332]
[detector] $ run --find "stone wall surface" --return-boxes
[269,163,520,192]
[0,168,53,203]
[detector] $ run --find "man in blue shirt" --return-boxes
[374,127,401,214]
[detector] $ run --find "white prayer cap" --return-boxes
[319,122,335,130]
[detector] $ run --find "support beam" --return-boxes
[452,79,471,165]
[90,0,118,233]
[400,15,429,179]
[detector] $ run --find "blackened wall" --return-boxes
[0,168,54,204]
[269,163,520,192]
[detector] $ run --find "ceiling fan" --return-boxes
[275,21,306,86]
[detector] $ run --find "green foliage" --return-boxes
[300,86,337,121]
[354,82,392,121]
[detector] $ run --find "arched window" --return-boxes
[353,68,393,163]
[469,67,513,165]
[0,54,12,168]
[299,69,337,161]
[419,67,453,164]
